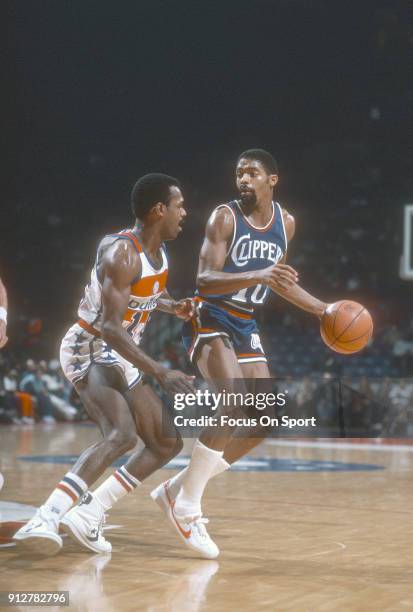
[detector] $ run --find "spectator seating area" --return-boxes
[0,358,84,425]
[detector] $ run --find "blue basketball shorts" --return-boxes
[182,299,267,364]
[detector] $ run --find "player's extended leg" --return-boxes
[152,336,249,558]
[13,364,139,555]
[151,355,277,557]
[220,361,273,463]
[122,381,183,479]
[155,360,271,503]
[61,381,183,553]
[175,336,248,513]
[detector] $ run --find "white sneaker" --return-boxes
[60,492,112,553]
[150,480,219,559]
[13,507,62,555]
[169,504,219,560]
[150,479,174,514]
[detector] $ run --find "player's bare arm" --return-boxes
[270,210,327,317]
[273,283,327,317]
[282,208,295,243]
[100,240,194,394]
[0,276,8,348]
[275,208,295,266]
[197,207,298,294]
[156,288,195,320]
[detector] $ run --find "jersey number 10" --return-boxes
[232,284,268,305]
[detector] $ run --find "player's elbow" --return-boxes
[196,272,214,294]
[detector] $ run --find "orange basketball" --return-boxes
[320,300,373,354]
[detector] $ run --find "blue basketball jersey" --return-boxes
[198,200,288,314]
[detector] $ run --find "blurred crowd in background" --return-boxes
[2,354,411,436]
[280,376,413,437]
[0,358,84,425]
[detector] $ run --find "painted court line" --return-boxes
[266,440,413,452]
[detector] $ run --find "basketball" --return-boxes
[320,300,373,354]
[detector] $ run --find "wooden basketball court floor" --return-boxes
[1,423,413,611]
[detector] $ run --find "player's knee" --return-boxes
[108,429,138,454]
[154,435,183,461]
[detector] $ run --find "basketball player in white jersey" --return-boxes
[0,276,8,348]
[151,150,328,558]
[13,173,195,555]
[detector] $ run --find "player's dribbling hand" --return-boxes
[0,321,8,349]
[174,298,196,321]
[259,263,298,291]
[156,368,195,395]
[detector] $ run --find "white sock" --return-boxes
[168,455,230,499]
[93,466,141,510]
[174,440,223,519]
[42,472,88,522]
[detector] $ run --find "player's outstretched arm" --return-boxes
[100,242,194,395]
[272,282,327,317]
[269,209,326,317]
[0,276,8,348]
[197,207,298,294]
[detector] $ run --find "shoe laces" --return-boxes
[191,517,209,539]
[96,512,107,536]
[35,507,58,530]
[84,509,107,540]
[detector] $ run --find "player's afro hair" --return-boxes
[131,173,181,220]
[237,149,278,175]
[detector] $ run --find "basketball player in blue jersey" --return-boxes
[14,173,196,555]
[151,149,329,558]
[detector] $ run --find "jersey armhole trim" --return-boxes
[215,204,237,256]
[119,231,143,254]
[276,202,288,251]
[99,234,143,285]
